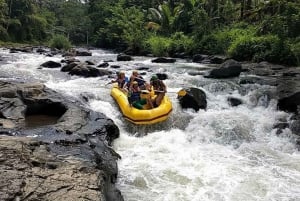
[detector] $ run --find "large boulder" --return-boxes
[178,87,207,111]
[0,81,124,201]
[68,64,112,77]
[40,61,62,68]
[117,54,133,61]
[0,136,122,201]
[205,59,242,78]
[277,92,300,114]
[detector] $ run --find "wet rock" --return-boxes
[68,64,112,77]
[61,62,78,72]
[111,65,120,69]
[10,47,33,53]
[151,57,176,63]
[98,62,109,68]
[192,54,209,63]
[40,61,62,68]
[205,59,242,79]
[117,54,133,61]
[274,122,289,135]
[136,67,150,71]
[156,73,168,80]
[0,81,124,201]
[227,97,243,106]
[209,55,227,64]
[277,92,300,114]
[290,115,300,136]
[178,87,207,111]
[61,57,80,64]
[76,50,92,56]
[85,60,95,65]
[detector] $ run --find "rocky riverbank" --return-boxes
[0,80,124,201]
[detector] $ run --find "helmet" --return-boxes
[133,81,138,85]
[150,75,158,81]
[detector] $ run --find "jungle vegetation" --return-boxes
[0,0,299,65]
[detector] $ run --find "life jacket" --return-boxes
[128,88,140,103]
[135,76,145,86]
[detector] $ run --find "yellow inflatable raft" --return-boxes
[110,84,172,125]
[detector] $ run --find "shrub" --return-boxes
[0,26,8,41]
[290,39,300,66]
[144,35,172,56]
[169,32,193,56]
[195,26,256,55]
[228,35,296,65]
[49,35,71,50]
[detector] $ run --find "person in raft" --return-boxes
[150,75,166,107]
[128,81,153,109]
[129,70,146,89]
[110,71,129,91]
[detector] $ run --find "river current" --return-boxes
[0,48,299,201]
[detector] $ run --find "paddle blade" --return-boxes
[177,89,187,97]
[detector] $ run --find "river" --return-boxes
[1,48,299,201]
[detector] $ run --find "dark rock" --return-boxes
[0,81,124,201]
[68,64,112,77]
[111,65,121,69]
[85,60,95,65]
[228,97,243,106]
[136,67,150,71]
[61,57,80,64]
[156,73,168,80]
[278,92,300,114]
[117,54,133,61]
[61,62,78,72]
[98,62,109,68]
[209,55,227,64]
[205,59,242,79]
[40,61,62,68]
[178,87,207,111]
[151,57,176,63]
[76,50,92,56]
[192,54,208,63]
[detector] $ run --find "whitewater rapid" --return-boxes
[1,48,299,201]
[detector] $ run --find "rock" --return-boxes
[205,59,242,78]
[85,60,95,65]
[0,136,118,201]
[209,55,227,64]
[61,57,80,64]
[278,92,300,114]
[151,57,176,63]
[117,54,133,61]
[136,67,150,71]
[0,81,124,201]
[76,50,92,56]
[40,61,62,68]
[68,64,112,77]
[227,97,243,106]
[178,87,207,111]
[192,54,209,63]
[98,62,109,68]
[111,65,121,69]
[156,73,168,80]
[61,62,78,72]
